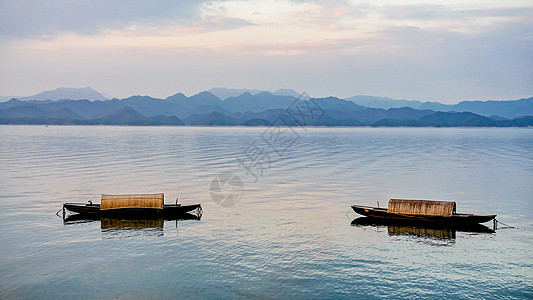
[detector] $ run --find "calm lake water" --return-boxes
[0,125,532,299]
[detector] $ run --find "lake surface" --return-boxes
[0,125,532,299]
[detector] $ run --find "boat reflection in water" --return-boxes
[63,213,201,239]
[101,218,165,238]
[351,217,495,246]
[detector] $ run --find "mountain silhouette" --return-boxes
[0,88,531,126]
[18,87,108,101]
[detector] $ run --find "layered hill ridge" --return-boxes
[16,87,109,101]
[1,88,532,126]
[348,95,533,118]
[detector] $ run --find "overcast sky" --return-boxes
[1,0,532,103]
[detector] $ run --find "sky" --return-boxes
[0,0,532,103]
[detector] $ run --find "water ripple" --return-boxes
[0,126,532,299]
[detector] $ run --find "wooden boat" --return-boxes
[351,199,496,225]
[63,193,202,218]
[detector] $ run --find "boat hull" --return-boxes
[63,203,202,218]
[351,205,496,224]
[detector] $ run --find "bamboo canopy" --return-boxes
[100,193,164,210]
[388,199,456,217]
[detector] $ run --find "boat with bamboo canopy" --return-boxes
[351,199,496,224]
[62,193,202,218]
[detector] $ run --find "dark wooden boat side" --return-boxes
[351,204,496,224]
[162,204,202,217]
[63,203,100,214]
[63,203,202,218]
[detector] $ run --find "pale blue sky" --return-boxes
[1,0,532,103]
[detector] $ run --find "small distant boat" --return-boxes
[351,199,496,224]
[62,193,202,218]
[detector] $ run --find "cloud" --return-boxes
[381,5,531,21]
[174,14,254,34]
[0,0,204,39]
[283,0,366,29]
[0,0,531,102]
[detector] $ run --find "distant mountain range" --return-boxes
[1,87,109,102]
[207,88,301,100]
[348,95,533,118]
[0,87,532,127]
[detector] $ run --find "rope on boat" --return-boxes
[56,205,66,220]
[494,219,516,230]
[346,210,354,219]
